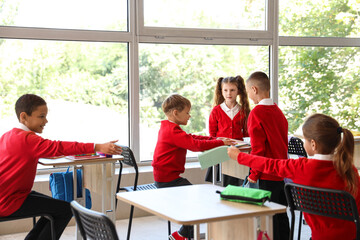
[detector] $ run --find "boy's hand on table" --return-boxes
[95,140,123,155]
[227,146,240,160]
[220,138,237,146]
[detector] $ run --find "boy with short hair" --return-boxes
[245,72,290,240]
[0,94,122,240]
[152,93,234,240]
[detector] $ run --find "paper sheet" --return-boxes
[198,145,232,170]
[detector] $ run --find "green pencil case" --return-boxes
[216,185,272,206]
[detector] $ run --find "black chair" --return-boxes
[116,145,171,240]
[71,200,119,240]
[284,183,360,240]
[0,214,56,240]
[287,137,308,230]
[288,136,307,158]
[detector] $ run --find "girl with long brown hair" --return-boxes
[228,113,360,240]
[206,76,250,186]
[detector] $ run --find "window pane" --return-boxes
[280,0,360,37]
[279,46,360,134]
[139,44,269,161]
[0,40,129,162]
[144,0,266,30]
[1,0,127,31]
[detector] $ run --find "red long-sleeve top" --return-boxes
[0,128,94,217]
[247,103,288,181]
[236,152,360,240]
[209,105,248,140]
[152,120,224,182]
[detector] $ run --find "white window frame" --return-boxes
[1,0,359,163]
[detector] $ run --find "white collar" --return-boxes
[220,102,240,120]
[220,102,239,112]
[258,98,274,106]
[18,123,31,131]
[308,154,334,161]
[167,119,178,125]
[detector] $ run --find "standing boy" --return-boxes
[152,94,234,240]
[0,94,122,240]
[245,72,290,240]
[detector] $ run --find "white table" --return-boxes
[39,156,123,239]
[117,184,286,240]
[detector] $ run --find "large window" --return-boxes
[144,0,266,30]
[1,0,359,166]
[280,0,360,37]
[0,39,129,144]
[139,44,269,160]
[1,0,128,31]
[278,46,360,133]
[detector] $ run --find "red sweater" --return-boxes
[209,105,248,140]
[247,103,288,181]
[236,152,360,240]
[152,120,224,182]
[0,128,94,217]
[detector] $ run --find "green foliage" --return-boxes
[279,0,360,132]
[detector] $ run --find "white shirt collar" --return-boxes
[18,123,31,131]
[258,98,274,106]
[220,102,240,120]
[308,154,334,161]
[167,119,177,125]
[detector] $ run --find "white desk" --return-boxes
[39,156,122,222]
[39,156,122,239]
[117,184,286,240]
[221,145,251,180]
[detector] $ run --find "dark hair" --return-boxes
[162,94,191,114]
[15,94,47,120]
[213,76,250,133]
[246,71,270,92]
[302,113,358,195]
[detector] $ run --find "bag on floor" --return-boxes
[216,184,271,206]
[49,167,92,209]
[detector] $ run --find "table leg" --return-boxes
[194,224,200,240]
[102,164,106,213]
[73,166,82,240]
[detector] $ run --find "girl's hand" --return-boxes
[227,146,240,160]
[247,177,257,184]
[95,140,123,155]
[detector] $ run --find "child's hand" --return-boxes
[247,177,257,184]
[221,138,236,146]
[95,140,123,155]
[227,146,240,160]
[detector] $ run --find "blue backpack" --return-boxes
[49,167,92,209]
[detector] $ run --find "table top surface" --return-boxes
[38,156,123,167]
[116,184,286,225]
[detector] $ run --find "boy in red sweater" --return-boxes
[152,94,233,240]
[245,72,289,240]
[0,94,122,240]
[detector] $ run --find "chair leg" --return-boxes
[126,205,135,240]
[290,210,295,240]
[32,216,36,226]
[168,221,171,235]
[297,211,303,240]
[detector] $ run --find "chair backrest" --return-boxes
[284,183,360,240]
[288,137,307,158]
[118,145,138,170]
[70,201,119,240]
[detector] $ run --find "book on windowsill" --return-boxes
[66,154,106,160]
